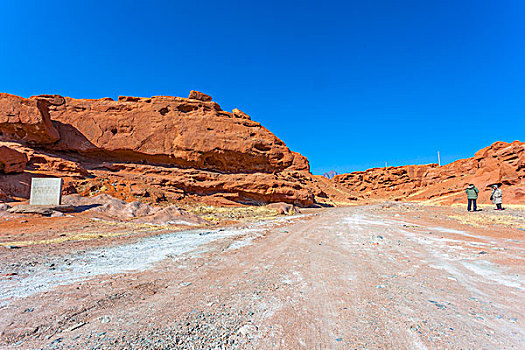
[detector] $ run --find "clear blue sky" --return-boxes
[1,1,523,174]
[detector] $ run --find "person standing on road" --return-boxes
[491,184,503,210]
[465,184,479,212]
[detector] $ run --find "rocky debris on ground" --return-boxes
[135,206,208,226]
[0,146,27,174]
[0,203,11,211]
[6,204,74,216]
[334,140,525,204]
[64,194,158,219]
[68,309,257,349]
[62,194,205,225]
[266,202,300,215]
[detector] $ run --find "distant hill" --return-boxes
[322,170,339,179]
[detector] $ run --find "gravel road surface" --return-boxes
[1,206,523,349]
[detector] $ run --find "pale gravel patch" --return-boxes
[0,216,304,307]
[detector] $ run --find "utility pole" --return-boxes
[437,151,441,166]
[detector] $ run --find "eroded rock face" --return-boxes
[0,92,322,206]
[28,93,309,174]
[188,90,212,101]
[0,93,60,144]
[0,146,27,174]
[334,141,525,204]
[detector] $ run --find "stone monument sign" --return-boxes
[30,178,63,206]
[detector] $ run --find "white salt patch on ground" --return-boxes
[343,214,408,228]
[1,215,307,307]
[0,215,310,307]
[226,232,264,251]
[430,227,466,234]
[429,227,500,245]
[461,260,525,291]
[0,227,265,306]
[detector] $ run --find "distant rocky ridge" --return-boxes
[322,170,339,179]
[0,91,350,206]
[334,141,525,205]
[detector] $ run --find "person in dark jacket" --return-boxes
[465,184,479,212]
[491,184,503,210]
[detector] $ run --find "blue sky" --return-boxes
[1,0,523,174]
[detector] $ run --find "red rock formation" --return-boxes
[334,141,525,204]
[30,93,309,174]
[5,90,519,208]
[0,93,60,144]
[188,90,212,101]
[0,92,326,206]
[86,163,317,206]
[0,146,27,174]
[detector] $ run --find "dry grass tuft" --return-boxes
[449,213,525,230]
[185,205,282,224]
[0,230,137,247]
[0,220,195,247]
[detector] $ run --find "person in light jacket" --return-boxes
[465,184,479,212]
[491,184,503,210]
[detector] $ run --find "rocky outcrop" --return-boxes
[0,146,27,174]
[334,141,525,204]
[5,90,519,208]
[30,92,309,174]
[62,194,207,225]
[0,93,60,144]
[87,163,317,206]
[188,90,212,101]
[0,92,327,206]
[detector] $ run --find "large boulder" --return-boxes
[188,90,212,101]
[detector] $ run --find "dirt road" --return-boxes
[1,205,524,349]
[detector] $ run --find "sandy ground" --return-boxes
[0,203,524,349]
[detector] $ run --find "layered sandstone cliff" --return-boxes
[32,92,308,174]
[0,91,346,207]
[334,141,525,204]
